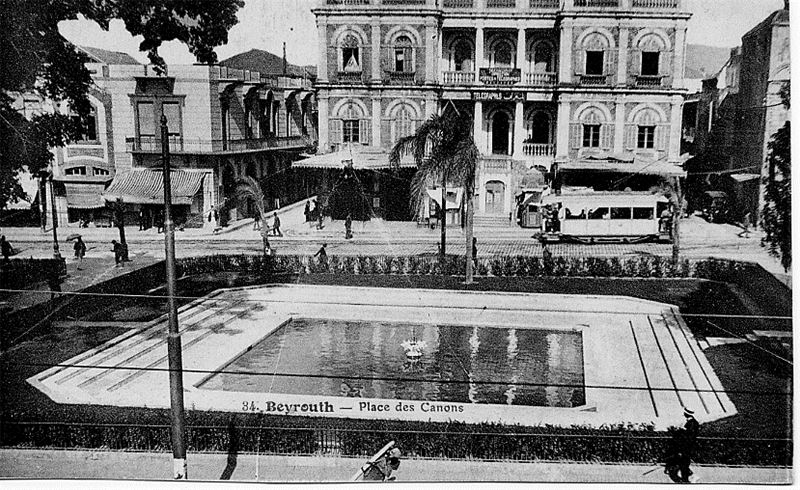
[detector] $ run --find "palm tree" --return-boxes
[236,176,270,252]
[389,112,479,283]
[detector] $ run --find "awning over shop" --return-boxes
[292,146,416,170]
[556,159,686,177]
[102,168,205,205]
[65,182,107,209]
[426,187,464,210]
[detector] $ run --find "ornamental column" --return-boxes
[668,95,683,162]
[555,97,571,160]
[371,23,382,82]
[614,100,625,153]
[513,100,525,159]
[475,25,484,82]
[516,28,526,75]
[617,27,629,86]
[372,98,382,147]
[318,96,330,153]
[558,22,573,84]
[317,19,328,82]
[473,100,484,153]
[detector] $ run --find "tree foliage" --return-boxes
[0,0,243,208]
[389,111,478,280]
[761,120,791,271]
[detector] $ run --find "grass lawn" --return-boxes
[0,273,791,464]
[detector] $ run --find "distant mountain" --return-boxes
[685,44,733,79]
[78,46,141,65]
[220,49,316,79]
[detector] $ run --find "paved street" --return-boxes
[0,449,791,484]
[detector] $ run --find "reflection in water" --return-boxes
[201,319,586,408]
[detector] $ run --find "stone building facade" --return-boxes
[313,0,690,221]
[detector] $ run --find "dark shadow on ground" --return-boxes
[220,417,238,480]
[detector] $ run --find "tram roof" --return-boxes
[543,192,669,207]
[556,160,686,177]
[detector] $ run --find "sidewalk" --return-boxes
[0,449,791,484]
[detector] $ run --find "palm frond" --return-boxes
[236,176,266,217]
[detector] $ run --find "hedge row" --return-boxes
[175,254,755,280]
[0,257,66,289]
[1,420,789,466]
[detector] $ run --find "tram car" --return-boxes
[540,192,672,243]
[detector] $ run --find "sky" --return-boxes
[57,0,787,66]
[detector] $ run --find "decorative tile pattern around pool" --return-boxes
[28,285,736,429]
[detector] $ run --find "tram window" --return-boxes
[611,207,632,219]
[633,207,655,220]
[588,207,609,220]
[565,208,586,220]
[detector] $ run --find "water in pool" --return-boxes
[200,318,585,408]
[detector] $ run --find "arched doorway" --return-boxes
[528,111,552,145]
[491,112,510,155]
[484,180,505,215]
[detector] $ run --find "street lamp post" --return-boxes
[48,173,61,259]
[161,114,187,479]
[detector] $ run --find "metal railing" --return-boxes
[580,74,609,86]
[523,143,555,157]
[632,0,678,7]
[635,75,665,88]
[487,0,516,7]
[387,71,417,83]
[525,72,557,86]
[529,0,560,7]
[442,71,476,85]
[573,0,619,6]
[442,0,473,6]
[127,135,311,154]
[337,71,364,83]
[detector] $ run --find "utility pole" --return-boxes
[48,172,61,259]
[161,114,187,479]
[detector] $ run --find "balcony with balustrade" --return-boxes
[564,0,682,9]
[127,135,311,155]
[442,71,476,85]
[318,0,681,10]
[525,72,557,86]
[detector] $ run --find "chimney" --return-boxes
[283,42,287,76]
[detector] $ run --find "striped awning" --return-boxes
[292,146,416,170]
[65,183,107,209]
[102,168,205,205]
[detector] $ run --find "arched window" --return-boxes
[393,35,414,73]
[580,32,612,77]
[391,103,417,142]
[341,34,361,72]
[533,42,554,73]
[70,106,98,142]
[581,109,603,148]
[492,39,514,68]
[527,112,552,144]
[452,39,473,72]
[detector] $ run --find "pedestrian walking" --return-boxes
[316,206,324,230]
[260,228,272,256]
[112,240,124,267]
[73,236,86,270]
[304,200,311,223]
[472,236,478,269]
[345,213,353,240]
[0,235,13,263]
[156,210,165,234]
[271,212,282,236]
[541,241,553,264]
[138,209,145,231]
[737,212,752,238]
[665,407,700,483]
[253,209,262,231]
[314,243,328,262]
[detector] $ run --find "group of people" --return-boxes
[542,204,561,233]
[304,199,325,230]
[253,210,282,236]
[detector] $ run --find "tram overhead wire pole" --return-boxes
[161,113,188,479]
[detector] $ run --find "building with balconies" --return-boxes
[104,61,317,228]
[312,0,689,223]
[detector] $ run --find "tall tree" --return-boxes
[761,121,791,271]
[389,112,479,282]
[0,0,243,208]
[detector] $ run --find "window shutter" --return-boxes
[329,119,342,144]
[656,124,668,151]
[631,49,641,77]
[600,124,613,150]
[625,124,637,150]
[575,51,585,75]
[359,119,371,145]
[570,123,582,149]
[604,49,617,76]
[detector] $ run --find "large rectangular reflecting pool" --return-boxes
[200,318,586,408]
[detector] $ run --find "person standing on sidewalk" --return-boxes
[253,209,262,231]
[304,200,311,223]
[271,212,282,237]
[345,213,353,240]
[737,212,752,238]
[472,237,478,270]
[73,236,86,270]
[112,240,124,267]
[0,235,13,263]
[314,243,328,263]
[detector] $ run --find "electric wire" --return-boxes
[8,360,791,398]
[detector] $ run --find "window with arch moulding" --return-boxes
[341,34,361,73]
